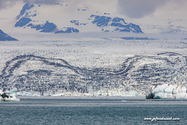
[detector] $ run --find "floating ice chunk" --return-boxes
[175,93,187,99]
[164,84,175,93]
[151,84,167,94]
[0,90,3,95]
[146,84,187,99]
[153,92,167,99]
[0,88,20,101]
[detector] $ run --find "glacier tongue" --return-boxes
[1,40,187,97]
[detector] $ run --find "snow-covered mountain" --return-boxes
[0,1,187,41]
[14,3,143,34]
[0,29,18,41]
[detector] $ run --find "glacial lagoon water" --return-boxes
[0,97,186,125]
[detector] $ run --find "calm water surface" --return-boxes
[0,97,186,125]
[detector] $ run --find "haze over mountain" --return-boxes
[0,0,187,41]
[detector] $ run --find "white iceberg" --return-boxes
[0,88,20,101]
[146,84,187,99]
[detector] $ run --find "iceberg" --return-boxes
[146,84,187,99]
[0,88,20,101]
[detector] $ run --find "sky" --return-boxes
[118,0,187,18]
[0,0,187,38]
[0,0,187,19]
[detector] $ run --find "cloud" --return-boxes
[0,0,60,10]
[118,0,167,18]
[0,0,6,10]
[118,0,187,19]
[0,0,18,10]
[23,0,60,5]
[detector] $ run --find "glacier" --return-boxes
[0,40,187,97]
[1,1,187,98]
[146,84,187,99]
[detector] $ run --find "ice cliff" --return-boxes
[146,84,187,99]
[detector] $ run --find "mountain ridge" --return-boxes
[0,29,18,41]
[14,3,144,34]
